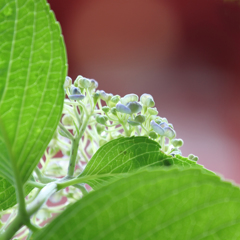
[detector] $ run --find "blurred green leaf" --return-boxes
[33,167,240,240]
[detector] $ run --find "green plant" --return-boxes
[1,0,240,239]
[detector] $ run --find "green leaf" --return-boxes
[0,177,33,211]
[79,136,199,189]
[33,168,240,240]
[0,0,67,185]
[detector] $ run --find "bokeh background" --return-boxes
[48,0,240,183]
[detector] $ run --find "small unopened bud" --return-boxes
[70,86,81,95]
[96,124,105,134]
[147,107,158,115]
[171,139,184,148]
[150,120,164,135]
[111,95,121,103]
[62,114,73,126]
[79,77,91,89]
[116,103,131,114]
[127,120,141,126]
[111,107,117,115]
[99,90,112,102]
[121,94,138,105]
[93,92,100,105]
[102,106,110,113]
[96,115,108,125]
[134,114,146,123]
[68,94,85,101]
[188,154,198,161]
[64,76,72,89]
[140,93,155,107]
[163,127,176,139]
[126,101,142,113]
[149,131,158,139]
[89,79,98,89]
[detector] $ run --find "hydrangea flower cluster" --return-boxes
[45,75,199,172]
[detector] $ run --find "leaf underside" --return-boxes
[33,168,240,240]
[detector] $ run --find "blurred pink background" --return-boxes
[48,0,240,183]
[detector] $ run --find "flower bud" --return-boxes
[147,107,158,115]
[188,154,198,161]
[102,106,110,113]
[171,139,184,148]
[96,115,108,125]
[160,122,169,128]
[89,79,98,89]
[96,124,105,134]
[140,93,155,107]
[127,120,141,126]
[163,127,176,139]
[111,107,117,115]
[68,94,85,101]
[93,92,100,105]
[99,90,112,102]
[70,86,81,95]
[120,94,138,105]
[150,120,164,135]
[79,78,91,89]
[134,114,146,123]
[62,114,73,126]
[149,131,158,139]
[126,101,142,113]
[64,76,72,89]
[116,103,131,114]
[111,95,121,103]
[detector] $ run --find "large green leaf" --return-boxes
[79,136,199,189]
[0,0,67,184]
[33,168,240,240]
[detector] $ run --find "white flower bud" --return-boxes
[79,77,91,88]
[150,120,164,135]
[64,76,72,89]
[120,94,138,105]
[163,127,176,139]
[140,93,155,107]
[116,103,131,114]
[89,79,98,89]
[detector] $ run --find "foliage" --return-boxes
[0,0,239,239]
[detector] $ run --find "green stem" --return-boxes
[34,167,57,183]
[67,112,91,177]
[27,181,46,189]
[58,123,74,141]
[0,214,24,240]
